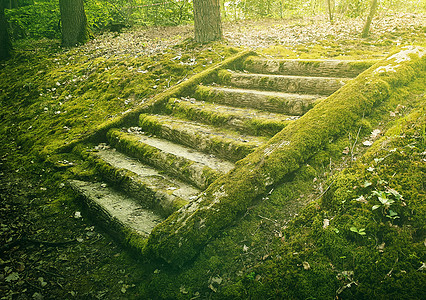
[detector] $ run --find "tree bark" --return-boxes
[193,0,222,43]
[327,0,335,23]
[0,0,12,60]
[59,0,90,47]
[362,0,379,38]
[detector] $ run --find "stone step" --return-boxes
[165,97,297,136]
[69,180,164,240]
[219,70,348,96]
[138,114,267,162]
[194,85,320,115]
[107,128,234,190]
[243,57,375,78]
[83,145,200,216]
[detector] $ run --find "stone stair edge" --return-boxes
[138,113,262,162]
[72,145,192,216]
[243,56,379,77]
[68,179,156,255]
[165,97,292,136]
[106,128,224,190]
[145,48,425,267]
[193,85,318,115]
[53,49,256,156]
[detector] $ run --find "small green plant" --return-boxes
[371,190,395,210]
[246,272,256,281]
[371,188,403,221]
[350,226,366,236]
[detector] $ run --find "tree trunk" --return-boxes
[193,0,222,43]
[59,0,90,47]
[361,0,379,38]
[0,0,12,60]
[327,0,335,23]
[220,0,226,20]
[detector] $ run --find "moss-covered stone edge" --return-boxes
[138,113,258,163]
[72,144,187,217]
[145,47,425,267]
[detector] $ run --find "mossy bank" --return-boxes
[0,24,425,299]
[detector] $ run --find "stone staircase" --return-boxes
[69,55,374,256]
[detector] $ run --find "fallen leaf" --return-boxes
[323,219,330,229]
[211,276,223,285]
[5,272,19,282]
[302,261,311,270]
[342,147,350,155]
[180,285,188,294]
[370,129,381,139]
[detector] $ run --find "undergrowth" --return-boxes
[137,58,425,299]
[0,22,425,299]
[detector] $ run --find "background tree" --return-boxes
[193,0,222,43]
[362,0,379,37]
[59,0,90,47]
[0,0,12,60]
[327,0,335,23]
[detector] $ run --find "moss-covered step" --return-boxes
[194,85,320,115]
[165,97,297,136]
[69,180,163,242]
[81,146,199,216]
[243,57,377,78]
[107,128,234,190]
[145,47,426,267]
[139,114,267,162]
[218,69,349,95]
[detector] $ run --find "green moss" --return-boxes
[106,128,220,190]
[217,69,232,84]
[145,48,425,268]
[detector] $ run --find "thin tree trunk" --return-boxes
[59,0,90,47]
[193,0,222,43]
[220,0,226,20]
[362,0,379,38]
[0,0,12,60]
[327,0,335,23]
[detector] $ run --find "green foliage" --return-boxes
[142,0,193,26]
[337,0,369,18]
[5,1,61,40]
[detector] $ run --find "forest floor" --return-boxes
[0,13,425,299]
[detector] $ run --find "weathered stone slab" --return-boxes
[195,85,319,115]
[107,128,234,189]
[243,57,376,78]
[219,70,349,95]
[138,114,267,162]
[69,180,163,238]
[83,147,200,216]
[166,97,297,136]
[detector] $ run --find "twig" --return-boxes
[176,74,188,85]
[0,237,76,253]
[25,280,42,291]
[386,257,399,278]
[350,126,362,163]
[258,215,276,223]
[35,267,64,279]
[314,179,336,202]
